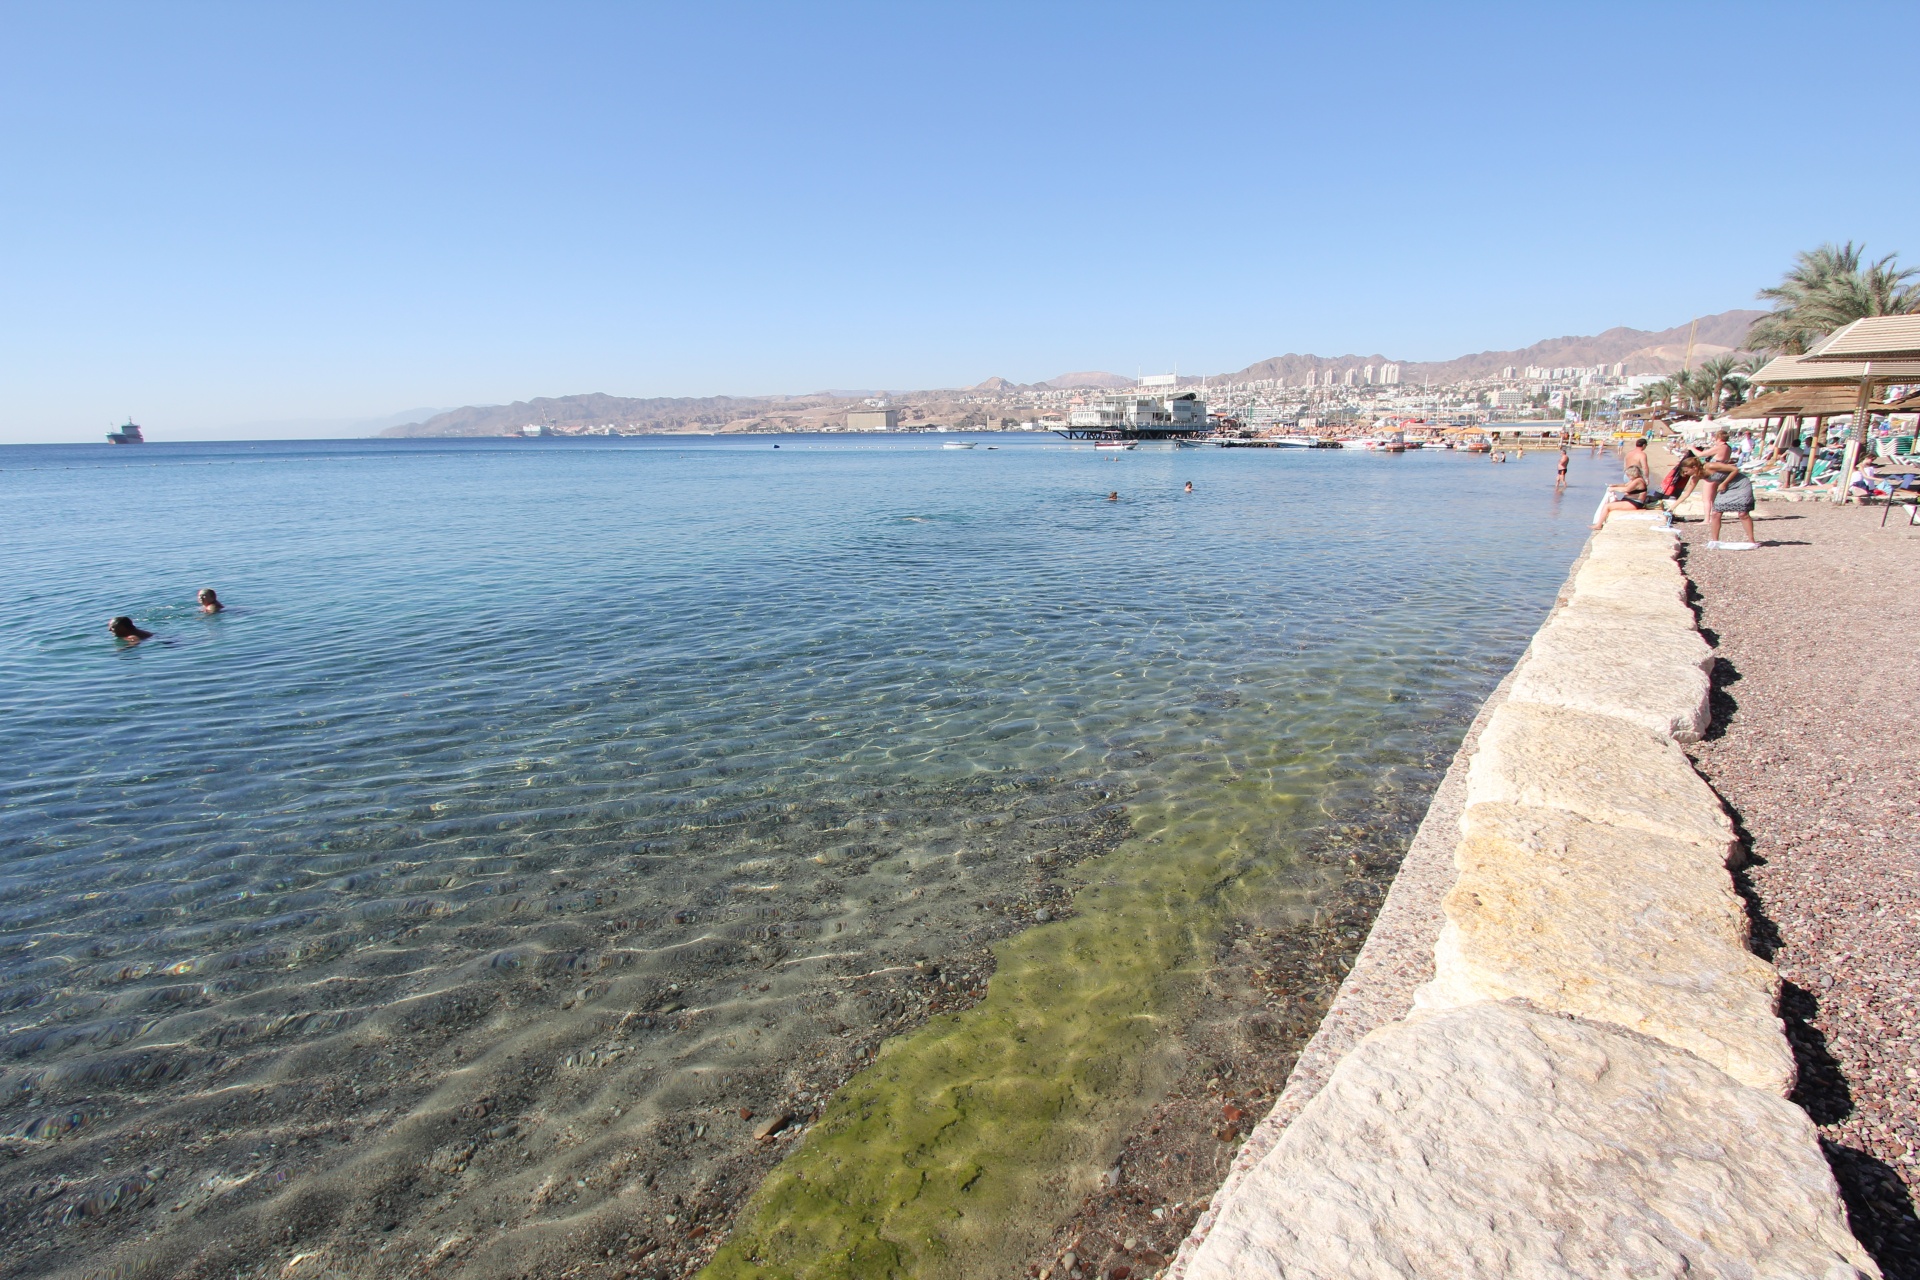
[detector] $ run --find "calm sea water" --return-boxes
[0,435,1606,1278]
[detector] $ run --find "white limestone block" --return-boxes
[1416,804,1791,1094]
[1508,607,1711,741]
[1569,557,1694,632]
[1464,701,1737,862]
[1183,1002,1876,1280]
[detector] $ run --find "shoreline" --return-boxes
[1163,546,1588,1274]
[1171,512,1881,1277]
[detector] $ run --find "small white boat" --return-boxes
[1270,435,1319,448]
[942,441,976,449]
[1094,440,1137,451]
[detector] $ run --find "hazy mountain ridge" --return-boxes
[383,392,850,438]
[380,309,1767,436]
[1392,310,1764,382]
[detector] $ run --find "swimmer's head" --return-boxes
[1107,491,1118,501]
[1184,481,1193,492]
[197,588,222,611]
[108,616,151,641]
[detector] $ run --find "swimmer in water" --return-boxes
[198,588,224,614]
[108,616,152,645]
[1107,491,1119,501]
[1184,481,1193,493]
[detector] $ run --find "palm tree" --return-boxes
[1802,251,1919,332]
[1665,369,1704,414]
[1745,241,1920,355]
[1746,242,1865,355]
[1696,353,1741,416]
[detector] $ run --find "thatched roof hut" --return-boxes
[1727,387,1903,419]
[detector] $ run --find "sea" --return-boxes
[0,435,1609,1279]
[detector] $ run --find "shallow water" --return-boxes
[0,436,1606,1278]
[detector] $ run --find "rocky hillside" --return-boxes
[1394,310,1765,382]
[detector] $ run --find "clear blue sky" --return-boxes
[3,1,1914,442]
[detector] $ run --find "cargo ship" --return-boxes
[106,420,145,445]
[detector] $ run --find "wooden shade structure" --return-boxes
[1727,387,1904,419]
[1753,322,1920,501]
[1748,353,1920,384]
[1801,315,1920,362]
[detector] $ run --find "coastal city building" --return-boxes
[845,408,899,431]
[1065,391,1208,435]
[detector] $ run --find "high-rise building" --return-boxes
[1343,368,1358,387]
[1363,364,1376,384]
[1502,365,1516,380]
[1379,363,1401,385]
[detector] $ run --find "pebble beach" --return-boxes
[1681,499,1920,1275]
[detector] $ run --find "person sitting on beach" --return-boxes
[1771,423,1806,487]
[1850,458,1886,501]
[1703,456,1758,547]
[197,588,224,614]
[107,616,152,645]
[1590,457,1695,530]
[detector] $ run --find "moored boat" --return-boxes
[1094,440,1138,451]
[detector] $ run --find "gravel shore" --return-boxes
[1680,498,1920,1276]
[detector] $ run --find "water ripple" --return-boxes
[0,436,1606,1279]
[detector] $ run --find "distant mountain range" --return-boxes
[379,309,1766,437]
[1392,309,1764,383]
[1167,309,1764,387]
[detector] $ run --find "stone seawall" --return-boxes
[1168,514,1880,1279]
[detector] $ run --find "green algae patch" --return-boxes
[700,792,1305,1280]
